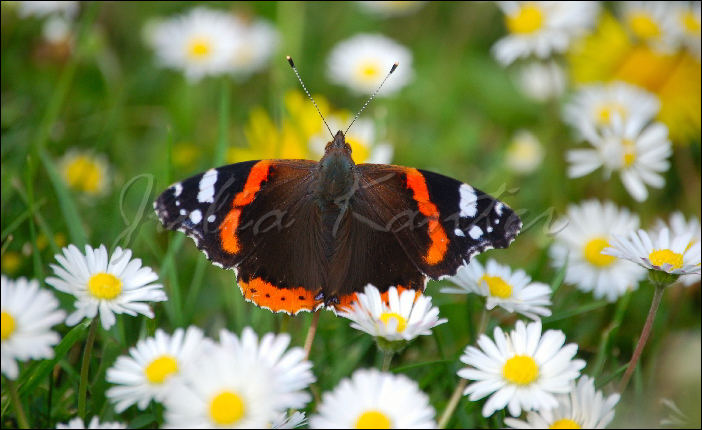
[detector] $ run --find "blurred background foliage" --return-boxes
[1,1,700,428]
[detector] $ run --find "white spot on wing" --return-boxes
[175,201,180,206]
[197,169,218,203]
[487,226,493,233]
[189,210,202,224]
[459,184,478,218]
[173,183,183,197]
[495,202,504,216]
[469,225,483,239]
[207,215,216,223]
[454,228,465,237]
[179,209,187,216]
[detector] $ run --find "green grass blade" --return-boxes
[38,149,88,247]
[18,320,90,397]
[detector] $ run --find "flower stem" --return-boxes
[618,283,666,393]
[437,378,468,429]
[303,311,321,360]
[438,307,490,429]
[381,350,394,372]
[78,317,98,419]
[214,77,230,166]
[7,378,30,428]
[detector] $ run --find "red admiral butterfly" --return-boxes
[154,58,521,314]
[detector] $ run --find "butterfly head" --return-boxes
[325,130,353,154]
[317,130,356,201]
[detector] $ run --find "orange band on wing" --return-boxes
[220,161,271,255]
[238,277,320,314]
[405,168,449,265]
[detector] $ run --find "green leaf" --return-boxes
[543,300,609,323]
[550,254,568,294]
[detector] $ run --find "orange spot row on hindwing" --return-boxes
[404,168,449,265]
[220,161,271,254]
[239,277,320,314]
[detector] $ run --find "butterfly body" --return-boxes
[154,130,521,314]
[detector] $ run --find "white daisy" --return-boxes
[504,129,544,175]
[147,8,239,82]
[504,375,620,429]
[42,15,72,44]
[17,1,79,19]
[563,82,660,138]
[229,15,278,78]
[106,326,211,412]
[56,417,126,429]
[655,212,701,286]
[516,60,566,102]
[566,114,672,202]
[619,1,679,53]
[162,333,307,429]
[218,327,315,410]
[549,200,646,302]
[1,276,65,380]
[442,259,552,321]
[492,1,600,65]
[603,227,702,277]
[339,284,447,343]
[46,244,167,330]
[309,115,393,164]
[356,1,427,17]
[458,320,586,417]
[327,34,413,96]
[310,368,437,428]
[272,411,307,429]
[671,1,701,58]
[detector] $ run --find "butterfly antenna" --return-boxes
[346,62,398,134]
[287,56,334,138]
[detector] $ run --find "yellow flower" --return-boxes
[58,149,110,195]
[568,13,701,144]
[172,142,201,168]
[1,252,22,275]
[227,91,383,164]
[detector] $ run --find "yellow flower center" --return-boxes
[681,10,701,35]
[583,237,616,267]
[1,311,16,340]
[550,418,582,429]
[627,12,661,40]
[144,355,178,384]
[502,355,539,385]
[621,139,637,167]
[356,60,382,84]
[480,275,513,298]
[87,273,122,300]
[355,410,392,429]
[648,249,683,269]
[379,312,407,333]
[596,102,628,125]
[506,4,544,34]
[64,155,103,193]
[187,37,212,60]
[209,391,245,426]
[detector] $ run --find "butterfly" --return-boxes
[153,58,521,315]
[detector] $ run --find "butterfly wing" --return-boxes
[154,159,327,314]
[354,164,522,279]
